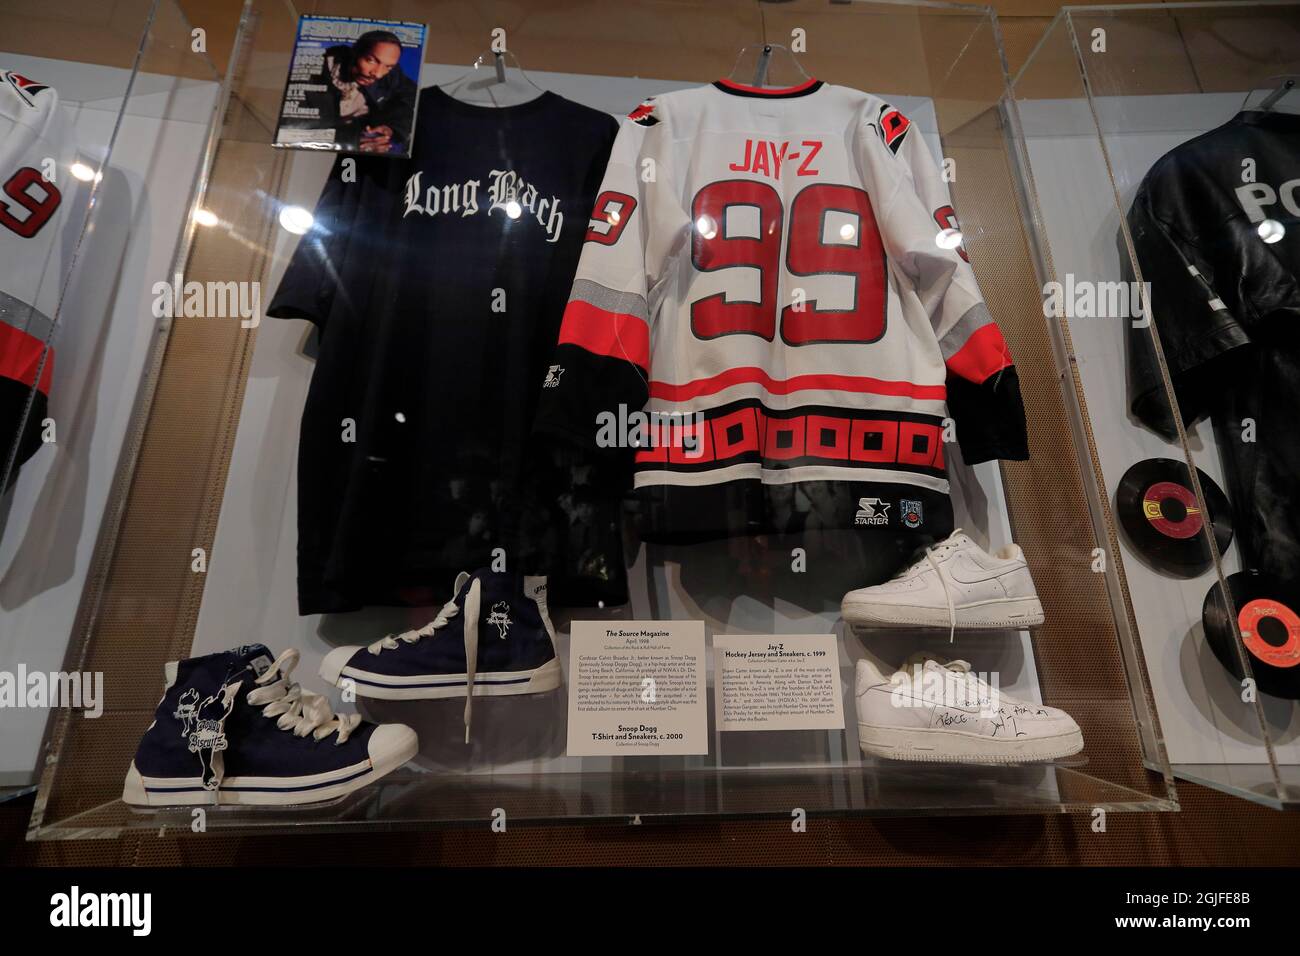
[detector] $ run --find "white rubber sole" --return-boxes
[857,721,1083,763]
[322,653,562,700]
[121,726,418,807]
[842,595,1044,630]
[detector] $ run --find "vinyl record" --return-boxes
[1203,571,1300,700]
[1116,458,1233,575]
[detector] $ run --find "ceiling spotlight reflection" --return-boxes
[192,208,219,228]
[1258,218,1285,244]
[696,215,717,240]
[839,223,857,241]
[279,205,314,235]
[936,228,963,250]
[70,162,97,183]
[505,200,522,219]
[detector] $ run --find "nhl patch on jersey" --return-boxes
[901,499,924,529]
[876,104,911,155]
[628,98,659,127]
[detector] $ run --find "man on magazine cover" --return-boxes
[299,30,417,154]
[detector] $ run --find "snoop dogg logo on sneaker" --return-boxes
[488,601,512,639]
[174,683,237,790]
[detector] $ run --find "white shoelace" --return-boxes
[248,648,363,744]
[924,549,957,643]
[911,530,963,642]
[195,649,362,796]
[366,598,461,654]
[364,577,482,743]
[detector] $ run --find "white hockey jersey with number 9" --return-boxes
[534,78,1028,543]
[0,69,72,483]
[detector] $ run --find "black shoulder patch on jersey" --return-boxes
[628,98,659,127]
[877,104,911,155]
[4,72,52,108]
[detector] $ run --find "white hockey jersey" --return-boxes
[534,78,1028,542]
[0,69,69,480]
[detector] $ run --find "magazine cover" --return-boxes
[274,15,426,156]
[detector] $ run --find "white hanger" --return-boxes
[725,43,811,89]
[440,48,545,108]
[1241,74,1299,113]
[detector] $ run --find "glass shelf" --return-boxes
[23,0,1178,839]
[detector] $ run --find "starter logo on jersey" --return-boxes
[628,98,659,127]
[487,602,512,639]
[875,104,911,155]
[543,365,565,388]
[901,499,924,529]
[855,498,890,526]
[3,72,51,108]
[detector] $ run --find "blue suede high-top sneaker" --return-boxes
[319,571,560,739]
[123,644,417,806]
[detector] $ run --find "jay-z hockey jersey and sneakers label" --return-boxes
[534,78,1029,543]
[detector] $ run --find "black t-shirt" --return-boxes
[268,87,620,614]
[1125,110,1300,580]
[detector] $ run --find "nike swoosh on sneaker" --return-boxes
[946,555,1020,585]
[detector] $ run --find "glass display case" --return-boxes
[19,0,1180,840]
[1011,1,1300,809]
[0,0,223,798]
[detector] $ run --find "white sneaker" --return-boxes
[854,655,1083,763]
[841,530,1044,634]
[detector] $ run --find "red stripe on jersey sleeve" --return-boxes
[0,321,53,394]
[945,322,1014,385]
[558,300,650,371]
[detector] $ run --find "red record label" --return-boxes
[1142,481,1203,540]
[1238,599,1300,669]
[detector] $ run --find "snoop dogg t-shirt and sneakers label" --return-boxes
[269,87,619,614]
